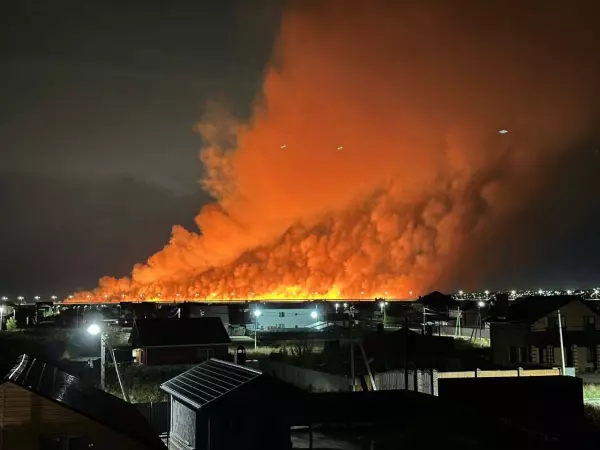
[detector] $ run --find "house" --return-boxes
[161,358,299,450]
[0,354,164,450]
[131,318,231,365]
[249,304,322,331]
[488,294,600,371]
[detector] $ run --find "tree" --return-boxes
[6,317,18,332]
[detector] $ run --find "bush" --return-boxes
[5,317,18,332]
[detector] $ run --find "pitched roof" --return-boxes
[4,354,164,449]
[161,358,261,410]
[131,317,231,348]
[415,291,459,311]
[498,295,597,324]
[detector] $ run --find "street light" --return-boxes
[51,295,57,301]
[86,324,129,401]
[334,303,340,313]
[310,310,318,320]
[379,301,388,323]
[477,301,486,308]
[34,296,40,301]
[17,296,24,304]
[253,309,261,350]
[1,296,7,301]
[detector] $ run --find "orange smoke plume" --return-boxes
[71,1,598,302]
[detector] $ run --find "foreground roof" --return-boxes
[131,317,231,347]
[4,354,164,449]
[161,358,261,410]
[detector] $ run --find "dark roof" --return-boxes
[495,295,597,323]
[131,317,231,347]
[4,354,164,449]
[161,358,261,410]
[415,291,459,311]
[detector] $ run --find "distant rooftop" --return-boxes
[131,317,231,348]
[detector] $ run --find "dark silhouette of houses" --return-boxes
[131,318,231,365]
[488,295,600,370]
[0,354,164,450]
[363,326,456,370]
[161,359,298,450]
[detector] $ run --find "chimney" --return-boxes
[495,293,509,320]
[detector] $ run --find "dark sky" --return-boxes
[0,1,280,297]
[1,0,600,298]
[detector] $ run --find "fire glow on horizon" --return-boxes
[68,1,597,304]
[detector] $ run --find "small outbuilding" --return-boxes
[131,317,231,365]
[161,359,297,450]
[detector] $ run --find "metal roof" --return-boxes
[4,354,164,449]
[160,358,261,410]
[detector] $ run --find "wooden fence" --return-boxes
[360,367,568,394]
[135,401,170,434]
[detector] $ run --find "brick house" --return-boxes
[489,295,600,372]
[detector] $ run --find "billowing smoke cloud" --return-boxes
[73,0,599,302]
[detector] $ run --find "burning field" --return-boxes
[69,1,598,302]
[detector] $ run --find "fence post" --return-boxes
[475,368,482,378]
[517,367,523,377]
[432,369,439,396]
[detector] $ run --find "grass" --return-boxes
[583,384,600,402]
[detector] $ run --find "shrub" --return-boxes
[5,317,18,332]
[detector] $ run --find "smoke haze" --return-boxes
[76,0,600,301]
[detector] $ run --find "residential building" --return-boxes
[249,304,322,331]
[489,295,600,371]
[0,354,164,450]
[131,317,230,365]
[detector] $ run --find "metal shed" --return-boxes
[161,359,295,450]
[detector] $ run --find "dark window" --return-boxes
[587,347,596,363]
[278,312,285,318]
[584,316,596,329]
[547,315,566,329]
[509,346,518,363]
[518,347,527,363]
[546,345,555,363]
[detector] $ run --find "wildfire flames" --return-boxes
[69,1,596,303]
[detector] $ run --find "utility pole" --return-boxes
[350,313,355,391]
[100,335,106,390]
[403,316,409,390]
[557,309,566,375]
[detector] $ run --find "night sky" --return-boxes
[1,1,600,298]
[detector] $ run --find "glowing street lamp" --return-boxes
[50,295,57,301]
[86,324,129,401]
[1,296,7,301]
[477,301,486,308]
[34,296,40,301]
[334,303,340,313]
[311,310,318,320]
[253,309,261,350]
[379,300,388,323]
